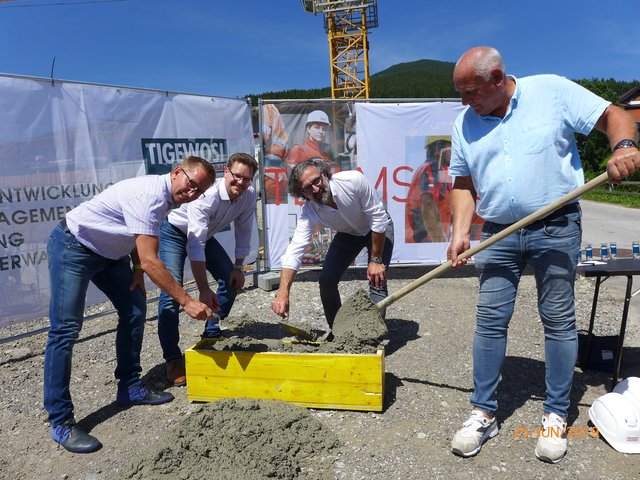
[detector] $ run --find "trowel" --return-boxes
[279,314,316,341]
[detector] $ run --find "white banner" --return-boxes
[0,75,255,328]
[355,101,474,264]
[261,100,482,270]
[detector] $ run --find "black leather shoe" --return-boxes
[51,421,102,453]
[117,384,175,407]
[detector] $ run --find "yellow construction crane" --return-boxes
[301,0,378,99]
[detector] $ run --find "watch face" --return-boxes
[615,139,637,150]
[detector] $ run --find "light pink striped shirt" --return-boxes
[65,174,176,260]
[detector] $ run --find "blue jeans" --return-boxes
[157,220,236,361]
[319,220,394,329]
[470,208,581,418]
[44,223,146,427]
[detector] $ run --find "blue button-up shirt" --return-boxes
[450,74,610,224]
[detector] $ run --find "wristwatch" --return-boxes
[370,256,383,264]
[233,264,243,270]
[613,139,638,151]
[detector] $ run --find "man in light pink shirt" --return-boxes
[44,156,215,454]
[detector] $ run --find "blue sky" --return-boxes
[1,0,638,98]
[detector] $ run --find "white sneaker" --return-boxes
[535,413,567,463]
[452,410,499,457]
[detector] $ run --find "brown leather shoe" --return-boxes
[166,358,186,386]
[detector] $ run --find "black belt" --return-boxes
[540,202,581,221]
[489,202,580,228]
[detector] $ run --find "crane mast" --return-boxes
[301,1,378,99]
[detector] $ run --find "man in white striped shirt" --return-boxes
[271,158,394,341]
[44,156,216,454]
[157,152,258,386]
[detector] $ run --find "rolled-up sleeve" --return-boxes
[449,118,471,178]
[357,173,389,233]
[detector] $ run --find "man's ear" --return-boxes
[491,68,504,85]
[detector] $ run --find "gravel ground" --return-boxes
[2,264,640,479]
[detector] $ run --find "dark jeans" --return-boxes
[157,220,236,361]
[44,223,146,427]
[320,220,394,329]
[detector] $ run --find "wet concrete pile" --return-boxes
[209,288,388,355]
[119,399,340,480]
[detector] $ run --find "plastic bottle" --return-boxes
[633,241,640,259]
[610,241,617,259]
[585,244,593,261]
[600,243,608,261]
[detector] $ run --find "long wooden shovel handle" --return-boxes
[376,171,610,311]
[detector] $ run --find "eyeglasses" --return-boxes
[228,169,254,185]
[301,175,323,195]
[180,168,206,198]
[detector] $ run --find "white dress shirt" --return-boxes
[167,178,256,262]
[281,170,390,271]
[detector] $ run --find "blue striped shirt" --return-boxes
[66,174,176,260]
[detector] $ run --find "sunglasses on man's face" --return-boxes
[301,175,323,195]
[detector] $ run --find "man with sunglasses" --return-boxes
[44,156,216,454]
[157,152,258,386]
[271,158,393,341]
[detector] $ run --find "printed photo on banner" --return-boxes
[260,101,356,268]
[260,102,356,206]
[404,135,453,244]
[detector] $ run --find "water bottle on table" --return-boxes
[600,243,609,261]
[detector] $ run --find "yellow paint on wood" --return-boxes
[185,340,384,412]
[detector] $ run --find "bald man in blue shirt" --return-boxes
[448,46,640,464]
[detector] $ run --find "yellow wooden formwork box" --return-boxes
[185,339,385,412]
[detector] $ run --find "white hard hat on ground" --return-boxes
[305,110,331,126]
[614,376,640,406]
[589,378,640,454]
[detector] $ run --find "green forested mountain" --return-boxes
[369,59,457,98]
[245,59,456,103]
[246,60,638,175]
